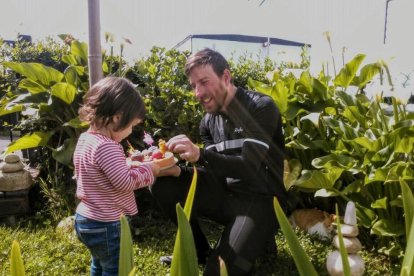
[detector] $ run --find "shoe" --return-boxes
[160,255,173,266]
[159,253,208,266]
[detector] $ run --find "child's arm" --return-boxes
[96,142,155,191]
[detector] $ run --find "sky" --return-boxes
[1,0,413,99]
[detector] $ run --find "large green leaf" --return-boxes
[373,162,414,184]
[62,54,78,66]
[64,66,81,86]
[335,205,351,276]
[273,197,318,276]
[119,215,134,276]
[284,159,302,191]
[4,62,63,87]
[10,240,25,276]
[170,204,199,276]
[171,167,199,276]
[71,40,89,64]
[371,197,388,209]
[356,204,377,228]
[323,117,359,140]
[18,79,47,94]
[357,62,382,88]
[401,220,414,276]
[219,256,228,276]
[392,120,414,131]
[333,54,366,88]
[0,103,23,116]
[342,180,363,195]
[50,83,77,104]
[335,90,360,109]
[65,117,89,129]
[395,136,414,153]
[298,71,313,94]
[312,154,356,170]
[342,106,367,126]
[183,167,198,218]
[5,132,52,153]
[353,136,378,152]
[285,103,308,121]
[401,204,414,276]
[250,78,289,114]
[52,138,77,165]
[371,218,404,237]
[400,180,414,239]
[312,78,329,100]
[271,81,288,114]
[294,167,344,190]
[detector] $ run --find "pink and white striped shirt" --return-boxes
[74,132,154,222]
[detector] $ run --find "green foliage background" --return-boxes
[1,35,414,260]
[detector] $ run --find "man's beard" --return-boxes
[207,84,228,114]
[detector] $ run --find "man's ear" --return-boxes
[223,69,232,85]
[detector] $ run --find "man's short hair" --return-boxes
[185,48,230,78]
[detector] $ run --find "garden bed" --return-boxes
[0,212,401,275]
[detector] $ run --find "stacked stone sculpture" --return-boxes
[326,201,365,276]
[0,154,32,191]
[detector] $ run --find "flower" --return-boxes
[143,132,154,146]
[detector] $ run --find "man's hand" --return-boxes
[167,134,200,163]
[148,162,161,176]
[157,165,181,177]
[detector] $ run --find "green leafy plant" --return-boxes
[119,215,135,276]
[219,256,228,276]
[334,205,351,276]
[250,53,414,254]
[170,166,199,276]
[0,39,89,220]
[130,47,202,141]
[0,36,70,92]
[10,240,25,276]
[170,166,232,276]
[273,197,318,276]
[400,180,414,275]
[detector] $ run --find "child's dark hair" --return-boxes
[79,77,146,131]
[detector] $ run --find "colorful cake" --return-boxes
[129,139,176,169]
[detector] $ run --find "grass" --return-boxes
[0,213,402,276]
[0,189,403,275]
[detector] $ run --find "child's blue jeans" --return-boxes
[74,213,123,276]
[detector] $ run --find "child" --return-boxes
[73,77,178,275]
